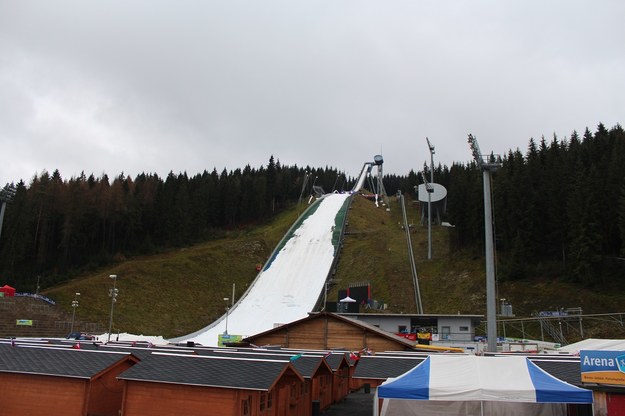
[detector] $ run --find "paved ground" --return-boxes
[322,388,375,416]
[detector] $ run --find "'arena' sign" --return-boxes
[580,350,625,385]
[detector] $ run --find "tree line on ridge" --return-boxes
[1,124,624,291]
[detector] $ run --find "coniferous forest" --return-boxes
[1,124,624,291]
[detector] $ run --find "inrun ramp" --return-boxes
[171,162,376,346]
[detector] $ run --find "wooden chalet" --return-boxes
[118,352,307,416]
[0,343,138,416]
[196,349,335,414]
[321,352,352,399]
[242,311,419,352]
[283,354,333,414]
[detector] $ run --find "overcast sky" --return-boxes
[1,1,624,185]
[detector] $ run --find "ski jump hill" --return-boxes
[173,162,373,346]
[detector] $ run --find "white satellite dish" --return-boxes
[417,183,447,203]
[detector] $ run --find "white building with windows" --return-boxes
[339,313,483,344]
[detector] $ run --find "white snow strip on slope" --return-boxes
[179,192,351,346]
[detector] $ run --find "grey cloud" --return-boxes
[1,0,624,184]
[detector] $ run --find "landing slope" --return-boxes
[175,192,352,345]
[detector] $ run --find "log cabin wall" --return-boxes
[0,373,87,416]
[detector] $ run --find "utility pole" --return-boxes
[468,134,501,353]
[426,138,436,258]
[107,275,118,342]
[70,292,80,334]
[223,297,230,335]
[420,171,434,260]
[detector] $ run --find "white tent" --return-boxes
[558,338,625,354]
[375,355,592,416]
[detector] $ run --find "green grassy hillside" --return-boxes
[41,193,625,341]
[43,206,300,338]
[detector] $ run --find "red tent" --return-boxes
[0,285,16,297]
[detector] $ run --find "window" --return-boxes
[268,392,273,408]
[442,326,451,340]
[460,326,469,332]
[241,397,250,416]
[260,392,266,411]
[398,325,407,333]
[290,382,302,407]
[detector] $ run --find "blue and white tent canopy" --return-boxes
[375,355,592,416]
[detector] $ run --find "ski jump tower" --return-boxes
[363,154,388,208]
[373,154,387,197]
[354,154,388,207]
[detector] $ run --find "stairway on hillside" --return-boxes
[0,296,104,338]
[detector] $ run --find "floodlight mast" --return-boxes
[426,137,435,184]
[420,171,434,260]
[425,138,436,259]
[467,134,500,353]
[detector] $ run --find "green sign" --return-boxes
[16,319,33,326]
[218,334,242,346]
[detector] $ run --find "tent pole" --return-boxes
[373,389,379,416]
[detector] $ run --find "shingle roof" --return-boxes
[229,347,353,370]
[196,350,329,378]
[118,353,300,390]
[323,352,351,370]
[95,344,196,360]
[201,347,353,371]
[0,343,134,379]
[352,355,424,379]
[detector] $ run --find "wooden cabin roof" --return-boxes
[206,346,353,371]
[118,352,303,391]
[0,343,136,379]
[323,352,352,370]
[195,350,332,379]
